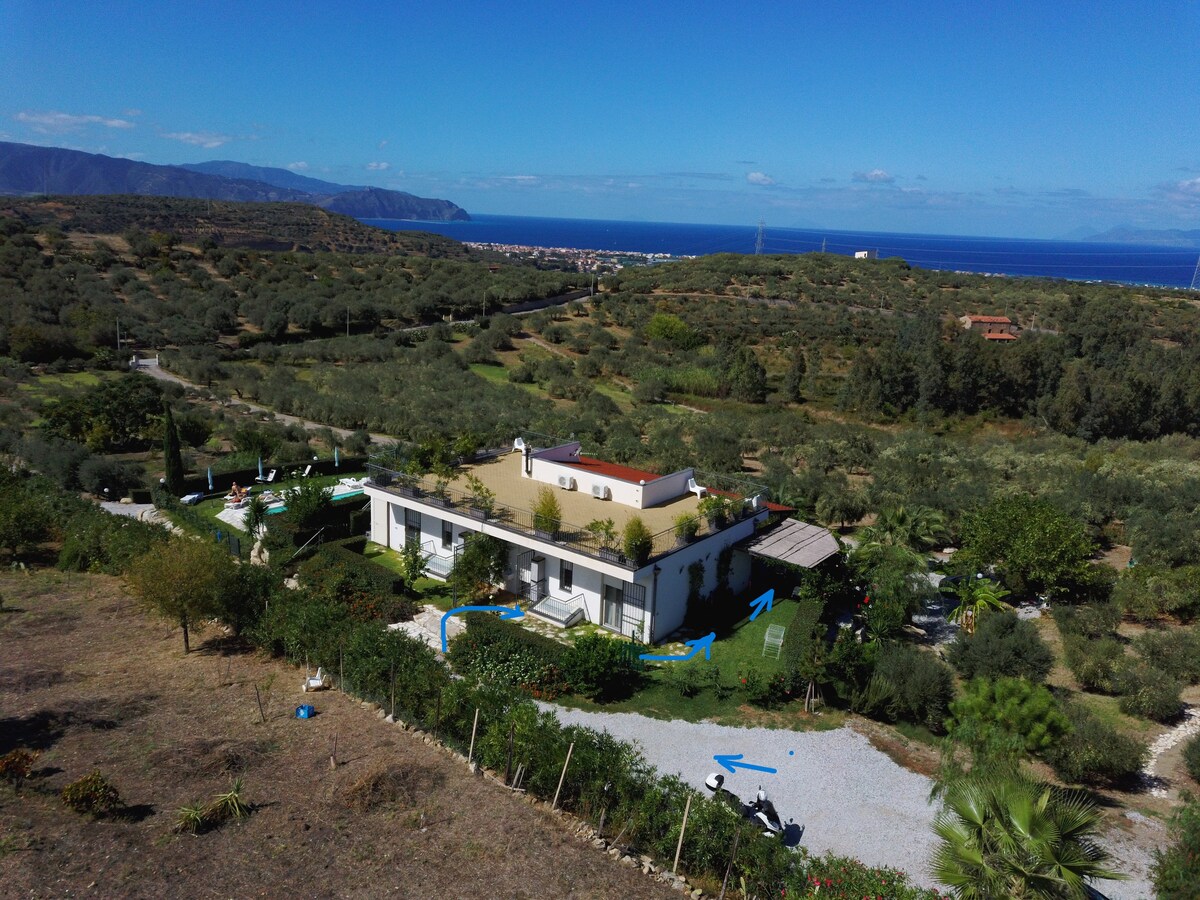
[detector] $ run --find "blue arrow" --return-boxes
[748,589,774,622]
[639,632,715,663]
[440,604,524,652]
[713,753,778,775]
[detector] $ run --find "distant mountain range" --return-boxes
[1084,226,1200,248]
[0,142,469,222]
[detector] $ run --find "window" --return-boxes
[442,521,453,549]
[560,560,573,591]
[405,508,421,547]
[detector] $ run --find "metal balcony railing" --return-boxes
[367,463,767,568]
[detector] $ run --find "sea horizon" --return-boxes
[363,213,1200,290]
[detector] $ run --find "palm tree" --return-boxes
[948,576,1012,635]
[859,504,948,552]
[932,774,1124,899]
[244,496,268,538]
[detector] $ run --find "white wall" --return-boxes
[365,484,765,644]
[647,513,763,640]
[641,468,693,508]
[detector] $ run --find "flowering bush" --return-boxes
[787,853,945,899]
[737,666,791,707]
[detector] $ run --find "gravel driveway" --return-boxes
[547,706,1154,898]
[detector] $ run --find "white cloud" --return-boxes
[852,168,895,183]
[162,130,231,149]
[366,161,390,171]
[15,110,135,134]
[287,161,309,171]
[746,171,776,186]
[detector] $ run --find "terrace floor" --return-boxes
[443,451,703,535]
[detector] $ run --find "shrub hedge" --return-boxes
[871,644,956,733]
[946,611,1053,683]
[1185,735,1200,784]
[1045,703,1148,787]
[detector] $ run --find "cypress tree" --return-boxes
[163,400,185,495]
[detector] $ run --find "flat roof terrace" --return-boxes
[457,451,698,535]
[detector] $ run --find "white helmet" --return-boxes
[704,773,725,792]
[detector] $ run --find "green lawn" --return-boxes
[16,370,112,400]
[554,593,843,729]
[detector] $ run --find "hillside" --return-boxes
[1086,226,1200,249]
[0,194,472,256]
[0,141,469,222]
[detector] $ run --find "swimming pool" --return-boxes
[265,488,365,515]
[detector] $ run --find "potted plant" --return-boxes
[465,474,494,520]
[673,512,700,546]
[532,486,562,540]
[622,516,653,566]
[430,462,454,506]
[698,495,729,530]
[588,518,620,561]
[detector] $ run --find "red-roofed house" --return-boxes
[959,314,1019,340]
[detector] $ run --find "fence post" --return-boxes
[718,829,740,900]
[504,721,515,786]
[673,793,693,875]
[551,741,575,810]
[434,690,442,741]
[467,707,480,767]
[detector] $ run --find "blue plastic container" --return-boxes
[295,704,315,719]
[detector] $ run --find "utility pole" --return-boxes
[346,304,350,339]
[821,237,827,253]
[115,317,121,352]
[1190,255,1200,292]
[754,219,765,255]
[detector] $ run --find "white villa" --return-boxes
[364,438,837,643]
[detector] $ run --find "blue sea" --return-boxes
[362,214,1199,290]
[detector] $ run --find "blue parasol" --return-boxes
[207,467,214,491]
[334,446,340,468]
[258,456,264,479]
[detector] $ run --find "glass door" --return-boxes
[602,582,624,631]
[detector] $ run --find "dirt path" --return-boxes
[0,572,672,899]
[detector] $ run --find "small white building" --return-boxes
[364,439,803,643]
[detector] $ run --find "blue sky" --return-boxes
[3,1,1199,238]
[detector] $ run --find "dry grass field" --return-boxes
[0,571,673,899]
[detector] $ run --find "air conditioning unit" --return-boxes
[557,475,577,491]
[591,484,611,500]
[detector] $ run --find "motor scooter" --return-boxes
[704,772,787,838]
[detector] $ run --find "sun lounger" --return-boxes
[256,469,276,484]
[301,464,312,478]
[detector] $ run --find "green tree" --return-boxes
[127,537,237,652]
[858,504,948,553]
[783,350,807,402]
[816,487,868,531]
[162,400,185,495]
[0,470,54,560]
[958,496,1094,600]
[448,535,507,602]
[947,677,1069,760]
[932,774,1124,898]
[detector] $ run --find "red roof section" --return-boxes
[565,455,662,484]
[966,314,1012,324]
[982,332,1018,341]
